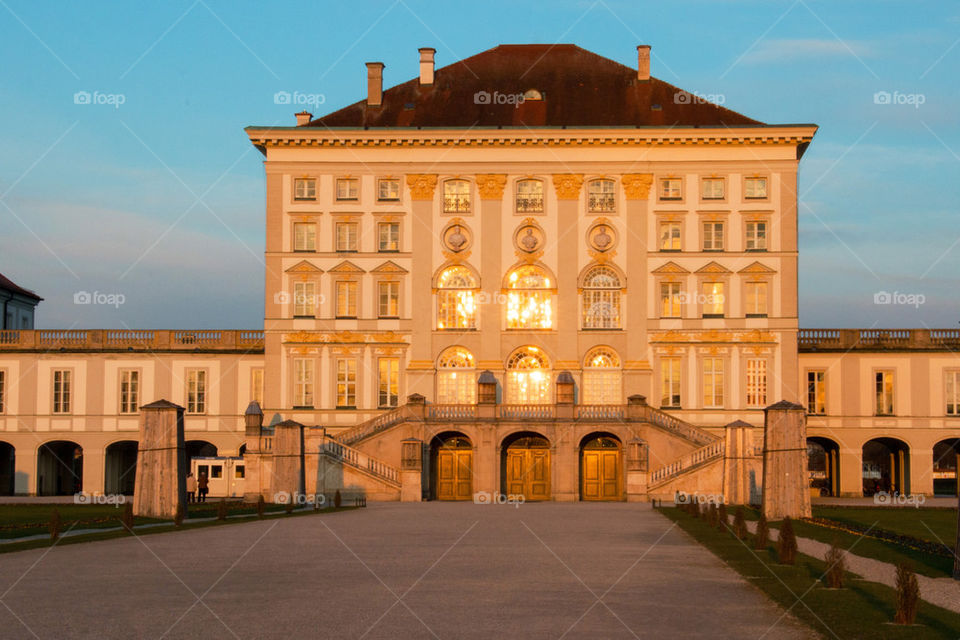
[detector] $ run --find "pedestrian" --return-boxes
[186,472,197,503]
[198,472,209,503]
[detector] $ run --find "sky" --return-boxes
[0,0,958,329]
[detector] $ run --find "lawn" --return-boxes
[812,506,957,548]
[659,506,960,639]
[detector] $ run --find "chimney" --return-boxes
[366,62,385,107]
[637,45,651,81]
[295,110,312,126]
[418,47,436,85]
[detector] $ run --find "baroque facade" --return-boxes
[1,45,958,500]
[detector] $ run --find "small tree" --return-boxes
[754,513,769,550]
[707,504,718,527]
[691,501,700,518]
[256,494,265,519]
[732,507,748,540]
[334,489,342,509]
[122,502,135,533]
[49,508,62,542]
[824,539,846,589]
[284,499,294,514]
[174,502,185,528]
[894,563,920,625]
[717,503,728,531]
[217,499,227,521]
[777,516,798,565]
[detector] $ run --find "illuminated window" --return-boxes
[119,369,139,414]
[443,180,471,213]
[703,358,724,409]
[506,347,551,404]
[436,266,477,329]
[378,178,400,201]
[583,348,621,404]
[587,179,616,212]
[660,282,683,318]
[746,359,767,408]
[660,178,682,200]
[378,281,399,318]
[516,179,544,213]
[53,369,72,414]
[378,222,400,252]
[336,359,357,408]
[294,281,317,317]
[701,282,725,317]
[293,222,315,251]
[437,347,477,404]
[807,371,825,414]
[582,266,621,329]
[294,358,314,407]
[378,358,399,408]
[746,221,767,250]
[251,368,264,406]
[875,371,894,415]
[335,222,358,252]
[703,222,724,251]
[506,265,553,329]
[745,282,768,317]
[659,222,681,251]
[186,369,206,414]
[946,371,960,415]
[701,178,725,200]
[745,177,768,199]
[661,358,681,408]
[336,281,358,318]
[336,178,359,201]
[294,178,316,201]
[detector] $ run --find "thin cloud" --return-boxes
[743,38,874,62]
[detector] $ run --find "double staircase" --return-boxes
[648,440,726,489]
[319,437,401,488]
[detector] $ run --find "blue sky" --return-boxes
[0,0,957,329]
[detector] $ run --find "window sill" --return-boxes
[378,316,400,320]
[336,250,358,254]
[377,199,400,203]
[660,249,682,253]
[659,198,683,202]
[293,249,315,253]
[702,314,725,319]
[746,248,768,252]
[581,327,622,331]
[336,406,357,410]
[745,314,768,319]
[336,198,359,203]
[378,249,400,253]
[293,315,315,319]
[292,406,314,410]
[703,249,724,253]
[293,198,317,203]
[660,405,682,410]
[335,316,358,320]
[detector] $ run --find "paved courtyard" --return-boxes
[0,503,813,639]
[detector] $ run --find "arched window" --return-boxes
[583,348,622,405]
[582,266,621,329]
[506,347,551,404]
[436,266,477,329]
[443,179,471,213]
[437,347,476,404]
[588,179,616,213]
[516,179,544,213]
[505,265,553,329]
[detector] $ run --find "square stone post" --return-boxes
[133,400,186,519]
[271,420,305,502]
[242,401,264,501]
[477,371,498,419]
[626,437,649,502]
[722,420,757,506]
[761,401,811,520]
[400,438,423,502]
[555,372,575,420]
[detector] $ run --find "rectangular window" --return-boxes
[661,358,681,408]
[746,221,767,251]
[52,369,71,414]
[0,369,4,413]
[293,178,316,201]
[119,369,139,414]
[378,358,400,408]
[703,222,724,251]
[186,369,206,414]
[443,180,471,213]
[660,282,683,318]
[745,177,768,199]
[293,281,316,317]
[378,222,399,252]
[516,180,544,213]
[659,178,682,200]
[587,180,616,213]
[378,281,399,318]
[251,368,264,406]
[335,222,358,252]
[947,371,960,415]
[293,222,316,252]
[746,359,767,408]
[807,371,825,414]
[701,178,725,200]
[377,178,400,201]
[336,281,358,318]
[294,358,314,408]
[701,282,725,317]
[659,222,681,251]
[703,358,724,409]
[336,359,357,408]
[336,178,359,201]
[875,371,894,415]
[745,282,768,317]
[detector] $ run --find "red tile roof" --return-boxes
[308,44,762,129]
[0,273,42,301]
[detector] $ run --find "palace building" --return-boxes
[1,45,959,501]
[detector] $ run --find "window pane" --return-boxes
[378,223,399,251]
[516,180,544,212]
[661,358,681,407]
[336,178,359,200]
[702,282,724,316]
[378,358,399,407]
[378,179,399,200]
[443,180,471,213]
[294,178,316,200]
[294,223,316,251]
[336,282,357,317]
[702,178,724,199]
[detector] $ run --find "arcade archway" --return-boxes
[807,437,840,497]
[105,441,138,495]
[501,431,550,500]
[862,437,909,496]
[37,441,83,496]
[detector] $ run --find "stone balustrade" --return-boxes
[798,328,960,351]
[0,329,265,352]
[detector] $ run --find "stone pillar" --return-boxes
[838,447,862,497]
[622,174,653,397]
[475,423,496,497]
[761,401,811,520]
[133,400,186,519]
[271,419,304,502]
[722,420,757,506]
[405,174,437,397]
[555,371,575,419]
[477,175,506,366]
[242,401,264,501]
[14,447,36,495]
[400,438,423,502]
[552,174,583,366]
[82,447,104,496]
[626,437,649,502]
[910,448,933,496]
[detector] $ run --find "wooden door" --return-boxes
[505,448,551,500]
[581,449,621,501]
[437,449,473,500]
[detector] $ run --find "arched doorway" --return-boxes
[862,437,909,496]
[501,431,550,500]
[0,442,14,496]
[580,433,622,501]
[430,432,473,501]
[933,439,960,496]
[105,441,138,495]
[37,441,83,496]
[807,437,840,497]
[186,440,217,463]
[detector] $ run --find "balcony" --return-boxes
[443,196,471,213]
[0,329,265,352]
[798,328,959,351]
[515,196,544,213]
[587,194,615,213]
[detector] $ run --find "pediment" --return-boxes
[328,260,365,274]
[371,260,408,274]
[651,261,690,275]
[695,261,732,275]
[738,261,776,274]
[285,260,323,274]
